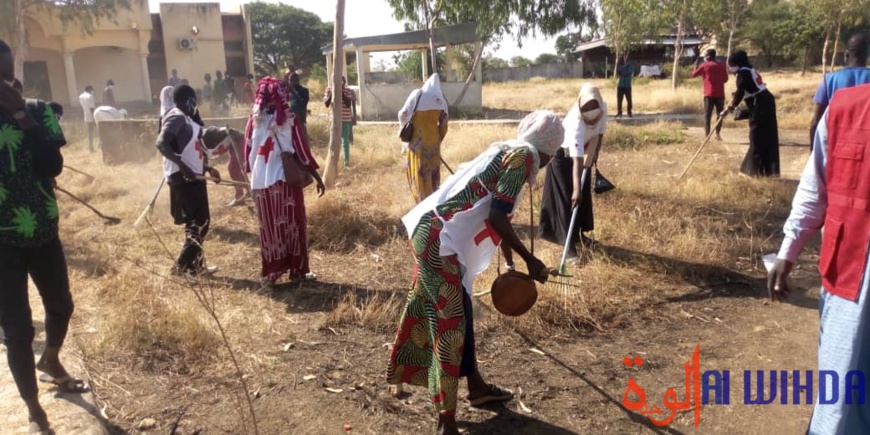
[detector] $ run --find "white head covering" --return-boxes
[578,83,603,112]
[517,110,564,158]
[398,73,449,127]
[160,86,175,117]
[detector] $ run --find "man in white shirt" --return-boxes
[78,85,96,152]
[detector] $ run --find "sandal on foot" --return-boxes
[38,373,90,393]
[467,385,514,407]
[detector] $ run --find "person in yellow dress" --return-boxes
[398,74,449,203]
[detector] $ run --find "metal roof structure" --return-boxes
[574,35,707,53]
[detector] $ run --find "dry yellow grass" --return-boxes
[46,74,813,431]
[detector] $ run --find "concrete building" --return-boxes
[15,0,253,107]
[322,23,483,121]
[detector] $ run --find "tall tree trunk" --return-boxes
[726,5,737,61]
[801,46,810,76]
[821,24,831,74]
[612,47,621,80]
[12,0,26,80]
[322,0,345,188]
[829,17,842,73]
[451,41,484,109]
[422,0,437,76]
[671,9,685,90]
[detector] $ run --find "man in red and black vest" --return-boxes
[769,82,870,434]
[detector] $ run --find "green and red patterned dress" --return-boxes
[387,145,535,415]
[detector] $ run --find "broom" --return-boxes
[55,186,121,225]
[134,177,165,228]
[678,115,725,182]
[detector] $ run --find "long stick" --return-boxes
[197,176,249,188]
[441,157,454,175]
[55,186,121,225]
[63,165,96,180]
[134,178,165,228]
[559,205,581,275]
[677,116,724,182]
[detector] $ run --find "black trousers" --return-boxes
[617,87,633,116]
[540,149,594,248]
[704,97,725,136]
[0,238,73,400]
[169,179,210,272]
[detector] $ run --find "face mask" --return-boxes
[728,66,739,73]
[581,108,602,121]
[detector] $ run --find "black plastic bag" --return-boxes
[594,168,616,194]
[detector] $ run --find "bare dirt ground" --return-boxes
[1,123,822,435]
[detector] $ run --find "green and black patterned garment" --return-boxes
[386,146,534,414]
[0,100,66,248]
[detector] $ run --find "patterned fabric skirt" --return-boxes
[386,212,476,415]
[254,181,310,281]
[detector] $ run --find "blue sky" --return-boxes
[147,0,563,65]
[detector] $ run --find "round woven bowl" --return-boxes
[490,270,538,316]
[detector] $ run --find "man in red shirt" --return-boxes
[692,49,729,140]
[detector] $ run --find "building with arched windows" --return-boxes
[13,1,253,108]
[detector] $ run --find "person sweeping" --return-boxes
[539,83,608,261]
[155,84,221,276]
[387,110,563,435]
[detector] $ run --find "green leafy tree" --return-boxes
[482,54,509,70]
[0,0,131,79]
[742,0,794,68]
[0,124,24,174]
[600,0,653,78]
[249,2,333,76]
[510,56,533,67]
[0,207,37,238]
[393,50,446,80]
[555,33,580,61]
[0,182,7,206]
[643,0,722,88]
[534,53,561,64]
[387,0,598,105]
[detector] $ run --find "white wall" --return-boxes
[74,47,147,104]
[358,82,483,120]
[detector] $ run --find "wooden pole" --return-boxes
[322,0,346,188]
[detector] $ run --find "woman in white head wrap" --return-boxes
[398,73,450,203]
[388,111,562,435]
[539,82,607,261]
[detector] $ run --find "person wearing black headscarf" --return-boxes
[722,50,780,177]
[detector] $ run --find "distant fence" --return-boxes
[484,61,585,83]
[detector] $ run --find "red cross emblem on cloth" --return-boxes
[258,137,275,163]
[474,219,502,246]
[194,140,204,160]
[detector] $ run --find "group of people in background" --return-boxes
[77,80,128,154]
[168,68,256,111]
